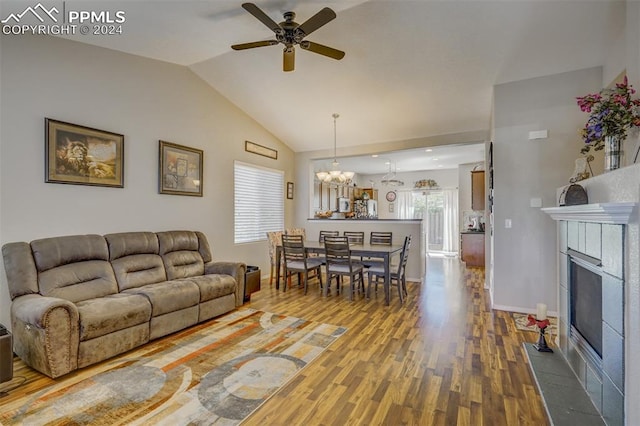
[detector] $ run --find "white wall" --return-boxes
[491,67,603,314]
[0,35,295,329]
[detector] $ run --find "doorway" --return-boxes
[413,189,459,256]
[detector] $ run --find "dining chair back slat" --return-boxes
[343,231,365,245]
[319,230,340,243]
[370,231,393,246]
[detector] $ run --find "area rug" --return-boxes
[512,312,558,337]
[0,309,347,425]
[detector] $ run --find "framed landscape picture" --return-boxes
[45,118,124,187]
[159,140,203,196]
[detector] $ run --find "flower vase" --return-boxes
[604,135,623,172]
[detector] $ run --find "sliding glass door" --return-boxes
[413,189,459,255]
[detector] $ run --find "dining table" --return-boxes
[275,240,404,306]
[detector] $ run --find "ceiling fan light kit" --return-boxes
[231,3,345,72]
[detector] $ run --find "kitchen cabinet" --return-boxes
[471,171,485,211]
[354,187,378,202]
[461,232,485,267]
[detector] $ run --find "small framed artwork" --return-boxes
[45,118,124,187]
[287,182,294,199]
[159,140,203,196]
[245,140,277,160]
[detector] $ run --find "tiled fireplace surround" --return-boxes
[560,220,624,426]
[542,163,640,426]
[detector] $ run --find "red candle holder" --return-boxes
[527,314,553,353]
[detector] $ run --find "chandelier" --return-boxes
[381,161,404,186]
[316,113,354,184]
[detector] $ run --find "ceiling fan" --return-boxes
[231,2,345,72]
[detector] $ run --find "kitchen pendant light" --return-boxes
[316,113,354,184]
[381,161,404,186]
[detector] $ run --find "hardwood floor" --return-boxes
[0,256,550,425]
[244,256,550,425]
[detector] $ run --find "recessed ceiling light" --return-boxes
[438,165,443,168]
[433,158,439,161]
[371,154,379,158]
[425,149,433,152]
[384,161,390,165]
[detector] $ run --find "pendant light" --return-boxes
[316,113,354,184]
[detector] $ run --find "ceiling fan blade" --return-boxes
[283,47,295,72]
[231,40,278,50]
[300,41,345,60]
[242,3,283,34]
[295,7,336,37]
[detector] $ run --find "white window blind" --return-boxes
[234,161,284,244]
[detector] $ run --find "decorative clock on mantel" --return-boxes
[385,191,396,202]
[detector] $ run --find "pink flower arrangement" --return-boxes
[576,76,640,153]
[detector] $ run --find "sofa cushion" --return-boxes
[38,260,119,303]
[157,231,205,280]
[76,293,152,341]
[123,280,200,317]
[188,274,236,302]
[31,234,108,272]
[105,232,159,261]
[111,254,167,291]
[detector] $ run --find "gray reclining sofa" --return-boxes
[2,230,246,378]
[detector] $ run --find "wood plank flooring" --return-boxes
[0,256,550,425]
[243,256,549,425]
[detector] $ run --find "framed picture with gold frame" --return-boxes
[45,118,124,187]
[245,140,277,160]
[159,140,203,196]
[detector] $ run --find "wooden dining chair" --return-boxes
[281,234,323,294]
[370,231,393,246]
[324,236,365,301]
[319,230,340,243]
[367,235,411,304]
[363,231,393,268]
[343,231,365,244]
[266,231,284,286]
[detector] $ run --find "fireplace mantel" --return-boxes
[541,202,637,224]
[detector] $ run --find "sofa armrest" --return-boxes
[205,261,246,307]
[11,294,80,378]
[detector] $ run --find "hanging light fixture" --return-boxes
[381,161,404,186]
[316,113,354,184]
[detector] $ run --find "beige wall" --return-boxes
[0,35,295,329]
[491,67,603,315]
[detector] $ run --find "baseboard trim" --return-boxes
[492,304,558,317]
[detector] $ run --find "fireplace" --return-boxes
[542,179,639,426]
[568,250,603,372]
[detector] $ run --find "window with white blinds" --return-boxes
[234,161,284,244]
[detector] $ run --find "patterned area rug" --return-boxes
[0,309,346,425]
[512,312,558,338]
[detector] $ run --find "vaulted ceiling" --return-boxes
[55,0,624,154]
